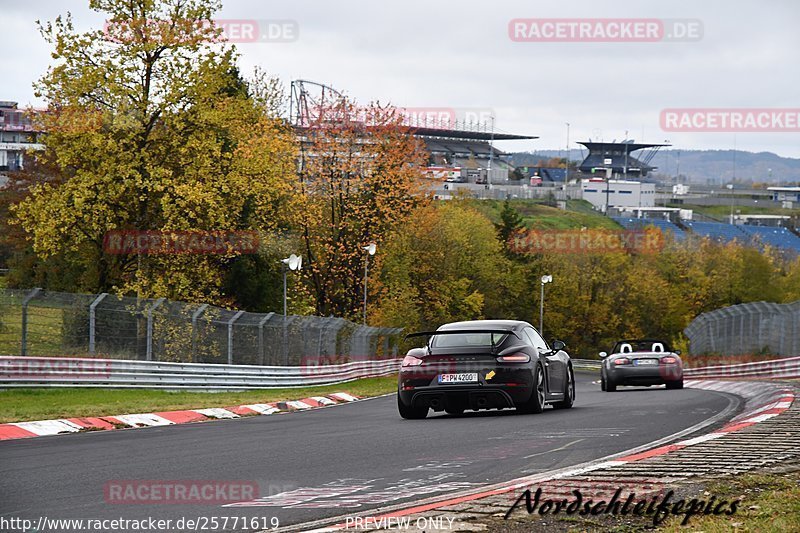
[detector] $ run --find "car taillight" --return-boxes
[402,355,423,367]
[661,356,678,364]
[497,353,530,363]
[614,358,631,365]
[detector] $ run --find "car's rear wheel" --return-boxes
[518,364,545,414]
[397,395,428,419]
[666,379,684,390]
[605,376,617,392]
[553,366,575,409]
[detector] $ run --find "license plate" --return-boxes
[438,373,478,383]
[634,359,657,366]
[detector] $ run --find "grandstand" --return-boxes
[288,80,537,185]
[739,225,800,252]
[613,217,800,252]
[613,217,686,241]
[682,221,800,253]
[683,221,748,244]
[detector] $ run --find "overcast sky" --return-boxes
[2,0,799,157]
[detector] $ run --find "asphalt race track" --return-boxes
[0,373,737,531]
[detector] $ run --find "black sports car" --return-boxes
[397,320,575,419]
[599,339,684,392]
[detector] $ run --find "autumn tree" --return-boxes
[11,0,298,303]
[297,100,429,319]
[372,201,526,333]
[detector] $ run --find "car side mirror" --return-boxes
[599,351,608,359]
[552,340,566,351]
[674,350,681,356]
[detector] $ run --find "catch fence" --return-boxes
[684,300,800,356]
[0,288,401,366]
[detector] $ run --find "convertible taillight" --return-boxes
[497,353,530,363]
[661,356,678,364]
[402,355,424,367]
[614,358,631,365]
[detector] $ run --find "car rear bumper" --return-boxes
[398,366,533,410]
[607,365,683,385]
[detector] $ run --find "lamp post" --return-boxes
[539,274,552,335]
[727,183,735,224]
[564,122,570,186]
[281,254,303,316]
[363,243,376,324]
[280,254,302,365]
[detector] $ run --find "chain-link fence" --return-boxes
[684,300,800,356]
[0,288,402,365]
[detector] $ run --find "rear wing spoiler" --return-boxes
[404,329,520,339]
[404,329,521,355]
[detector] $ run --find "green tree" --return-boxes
[495,198,524,255]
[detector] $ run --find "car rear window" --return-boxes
[431,333,508,348]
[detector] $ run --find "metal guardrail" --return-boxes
[0,356,402,391]
[684,356,800,380]
[2,355,795,391]
[572,359,601,371]
[0,356,601,391]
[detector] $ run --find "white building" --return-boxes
[0,101,43,173]
[580,178,656,211]
[768,186,800,208]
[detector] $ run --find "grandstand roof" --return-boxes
[577,141,670,153]
[410,127,536,141]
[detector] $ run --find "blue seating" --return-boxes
[682,221,748,244]
[612,217,686,241]
[738,225,800,252]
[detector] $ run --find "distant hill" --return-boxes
[507,149,800,185]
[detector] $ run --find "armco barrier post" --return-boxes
[20,288,42,356]
[191,303,209,361]
[227,310,245,365]
[145,298,165,361]
[257,312,274,365]
[88,293,108,355]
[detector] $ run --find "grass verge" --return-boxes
[493,466,800,532]
[0,375,398,423]
[658,468,800,532]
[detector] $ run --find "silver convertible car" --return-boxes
[599,339,683,392]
